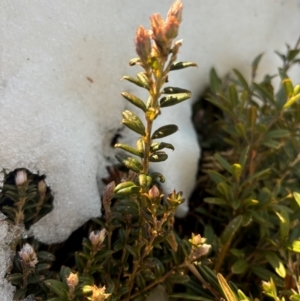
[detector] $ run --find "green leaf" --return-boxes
[215,153,231,173]
[160,92,191,107]
[150,142,174,152]
[122,110,146,136]
[207,170,228,184]
[246,106,257,128]
[266,252,286,278]
[239,146,249,168]
[149,151,168,162]
[231,259,248,274]
[162,86,191,94]
[233,69,249,90]
[129,57,142,66]
[253,83,275,103]
[221,215,243,244]
[251,53,264,79]
[242,168,271,185]
[151,124,178,139]
[263,139,281,149]
[204,197,227,205]
[125,244,139,258]
[217,182,230,200]
[150,172,165,183]
[251,267,285,287]
[275,210,290,242]
[36,263,51,272]
[210,68,222,93]
[121,92,147,112]
[115,154,143,173]
[37,251,56,262]
[228,85,238,106]
[217,273,238,301]
[114,180,140,196]
[287,240,300,253]
[114,143,143,157]
[293,192,300,207]
[264,129,290,139]
[44,279,68,298]
[137,72,150,90]
[287,49,300,61]
[122,75,149,90]
[169,61,198,71]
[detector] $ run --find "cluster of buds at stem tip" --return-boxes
[135,0,183,62]
[18,243,38,268]
[167,190,185,208]
[188,233,211,260]
[66,272,79,294]
[89,229,107,251]
[82,285,111,301]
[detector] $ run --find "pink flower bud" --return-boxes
[167,0,183,24]
[19,243,38,268]
[135,26,152,65]
[66,272,79,293]
[89,229,107,250]
[15,170,27,186]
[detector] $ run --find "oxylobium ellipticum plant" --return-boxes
[31,1,209,301]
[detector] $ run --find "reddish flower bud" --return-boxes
[135,26,151,65]
[164,16,180,40]
[167,0,183,24]
[19,243,38,268]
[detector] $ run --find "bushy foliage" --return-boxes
[1,2,300,301]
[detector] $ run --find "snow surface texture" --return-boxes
[1,0,300,249]
[0,213,20,301]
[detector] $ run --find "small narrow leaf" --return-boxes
[275,210,290,242]
[114,143,143,157]
[129,58,142,66]
[266,252,286,278]
[121,92,146,112]
[151,124,178,139]
[210,68,222,93]
[150,142,174,152]
[122,75,149,90]
[137,72,150,90]
[44,280,68,298]
[246,106,257,128]
[149,151,168,162]
[170,61,197,71]
[251,53,264,79]
[228,84,238,106]
[204,197,227,205]
[217,273,238,301]
[221,215,243,244]
[162,86,191,94]
[115,154,142,173]
[253,83,275,103]
[215,153,231,173]
[122,110,146,136]
[233,69,249,90]
[160,93,191,107]
[231,259,248,274]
